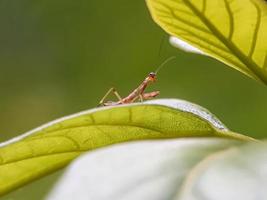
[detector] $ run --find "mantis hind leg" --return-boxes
[98,87,122,106]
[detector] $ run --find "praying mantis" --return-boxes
[98,56,176,106]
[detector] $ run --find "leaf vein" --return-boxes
[160,19,230,53]
[176,32,251,73]
[248,0,261,59]
[156,2,211,34]
[224,0,234,40]
[37,123,165,136]
[0,151,83,166]
[62,134,81,150]
[202,0,207,13]
[0,125,167,165]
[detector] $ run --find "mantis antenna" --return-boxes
[155,56,176,74]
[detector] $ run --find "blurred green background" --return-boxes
[1,0,267,199]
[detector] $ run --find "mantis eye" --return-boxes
[149,72,156,77]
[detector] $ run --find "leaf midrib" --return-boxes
[0,150,84,166]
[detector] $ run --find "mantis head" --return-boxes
[148,72,157,82]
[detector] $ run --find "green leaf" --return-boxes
[0,99,254,196]
[146,0,267,84]
[46,138,241,200]
[178,140,267,200]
